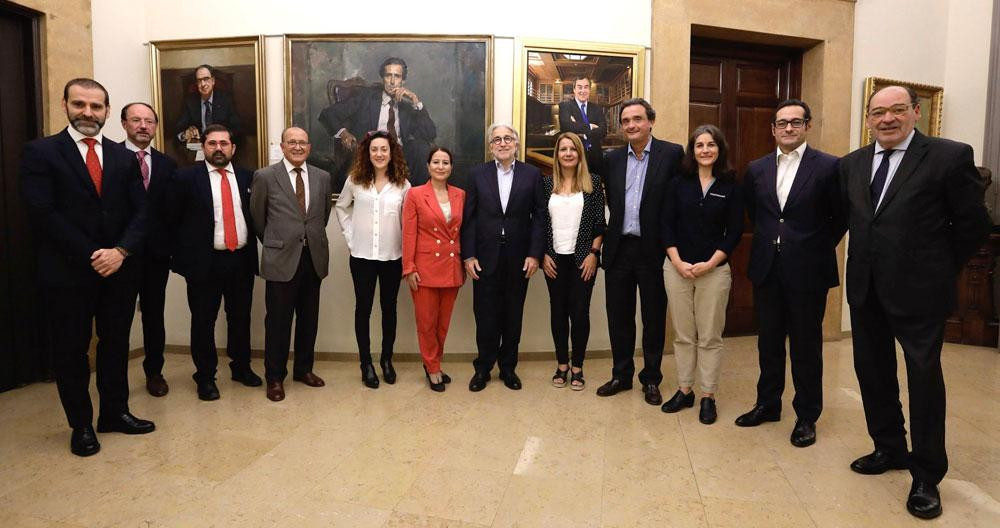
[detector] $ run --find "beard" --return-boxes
[206,149,232,168]
[70,116,104,136]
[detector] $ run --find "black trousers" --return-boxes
[472,244,530,375]
[752,253,827,422]
[44,264,139,429]
[264,247,322,382]
[349,256,402,365]
[605,236,666,385]
[850,284,948,485]
[185,249,254,383]
[138,252,170,378]
[544,253,596,368]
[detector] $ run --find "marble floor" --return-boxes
[0,336,997,527]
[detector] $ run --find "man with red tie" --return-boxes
[168,124,261,401]
[20,78,155,457]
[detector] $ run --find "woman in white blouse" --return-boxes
[335,130,412,389]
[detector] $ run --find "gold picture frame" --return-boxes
[149,36,267,169]
[861,77,943,146]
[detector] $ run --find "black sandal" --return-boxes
[551,367,569,388]
[570,369,585,391]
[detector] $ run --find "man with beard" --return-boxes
[120,102,178,397]
[169,124,261,400]
[20,78,154,457]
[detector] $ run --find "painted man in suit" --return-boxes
[120,102,178,398]
[250,127,332,402]
[735,99,844,448]
[318,57,437,185]
[20,78,155,457]
[462,124,546,392]
[596,98,683,406]
[558,77,607,175]
[841,85,990,519]
[168,124,261,401]
[174,64,244,145]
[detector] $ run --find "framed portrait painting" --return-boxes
[285,34,493,192]
[149,36,267,169]
[861,77,943,146]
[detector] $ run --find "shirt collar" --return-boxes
[282,158,307,175]
[202,94,214,104]
[627,137,652,159]
[67,126,103,145]
[123,139,151,155]
[575,98,587,107]
[875,129,916,155]
[205,161,235,175]
[381,92,393,106]
[495,159,516,172]
[776,141,807,161]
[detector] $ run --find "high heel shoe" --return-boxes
[380,356,396,385]
[423,365,446,392]
[361,363,379,389]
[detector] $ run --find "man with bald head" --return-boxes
[840,85,990,519]
[250,127,333,401]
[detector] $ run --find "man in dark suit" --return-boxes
[841,85,990,519]
[250,127,333,402]
[558,77,607,175]
[735,99,844,448]
[120,102,178,397]
[318,57,437,185]
[462,124,546,391]
[20,78,155,457]
[169,124,261,401]
[173,65,243,145]
[597,98,683,405]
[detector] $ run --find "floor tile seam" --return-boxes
[767,437,822,528]
[674,415,712,527]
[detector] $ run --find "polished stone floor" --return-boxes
[1,336,997,527]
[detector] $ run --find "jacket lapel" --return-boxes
[306,165,323,220]
[56,129,100,200]
[421,184,447,225]
[273,162,301,218]
[875,131,928,218]
[639,139,662,207]
[761,152,781,213]
[855,144,876,219]
[784,147,816,210]
[447,184,463,228]
[484,161,503,213]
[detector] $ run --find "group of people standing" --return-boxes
[20,74,989,521]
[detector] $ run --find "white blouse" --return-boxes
[549,192,584,255]
[439,201,452,222]
[335,178,411,261]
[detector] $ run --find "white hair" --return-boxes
[487,123,519,146]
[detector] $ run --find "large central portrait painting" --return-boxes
[286,35,492,192]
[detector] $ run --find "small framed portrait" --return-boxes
[149,36,267,169]
[513,38,646,175]
[861,77,943,146]
[285,34,493,192]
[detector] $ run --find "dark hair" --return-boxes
[867,85,919,107]
[379,57,407,80]
[620,98,656,121]
[681,124,733,182]
[426,145,453,164]
[573,77,591,87]
[774,98,811,123]
[200,124,232,144]
[63,78,109,106]
[195,64,215,77]
[120,102,158,122]
[350,130,409,187]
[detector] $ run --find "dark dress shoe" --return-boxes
[906,480,942,519]
[468,371,490,392]
[734,404,780,427]
[293,372,326,387]
[146,375,169,397]
[96,412,155,434]
[70,426,100,457]
[661,390,695,413]
[231,368,262,387]
[441,372,452,384]
[380,358,397,384]
[596,378,633,397]
[361,364,380,388]
[197,380,220,401]
[643,384,662,406]
[699,397,717,424]
[499,371,522,390]
[266,381,285,402]
[850,450,909,475]
[790,420,816,447]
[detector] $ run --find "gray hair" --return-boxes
[487,123,519,146]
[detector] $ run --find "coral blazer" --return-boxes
[402,182,466,288]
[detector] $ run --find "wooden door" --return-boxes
[689,37,802,335]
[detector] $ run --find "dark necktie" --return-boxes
[293,167,306,214]
[870,149,895,209]
[386,103,397,143]
[82,138,102,196]
[204,100,213,128]
[137,150,150,190]
[579,103,592,149]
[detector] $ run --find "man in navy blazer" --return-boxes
[120,102,178,398]
[20,78,155,457]
[462,124,546,391]
[168,124,261,401]
[735,99,845,448]
[558,77,608,175]
[597,98,683,405]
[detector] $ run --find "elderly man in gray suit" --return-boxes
[250,126,333,402]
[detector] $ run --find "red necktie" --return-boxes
[137,150,150,190]
[217,168,238,251]
[82,138,102,196]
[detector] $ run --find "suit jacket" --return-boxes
[402,182,466,288]
[542,172,607,267]
[173,91,243,142]
[840,130,990,317]
[460,161,546,276]
[558,100,607,162]
[602,136,683,269]
[744,146,844,291]
[121,144,177,258]
[168,163,258,282]
[20,128,146,287]
[250,161,333,282]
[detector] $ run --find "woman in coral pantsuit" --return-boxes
[402,147,466,392]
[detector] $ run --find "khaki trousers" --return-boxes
[663,262,731,393]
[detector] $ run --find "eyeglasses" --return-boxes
[773,118,808,129]
[283,140,310,147]
[867,104,915,119]
[490,136,515,145]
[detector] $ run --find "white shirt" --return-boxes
[378,92,403,144]
[439,201,452,223]
[871,130,916,211]
[496,160,515,212]
[549,192,584,254]
[776,141,807,211]
[67,126,103,167]
[282,158,310,213]
[123,139,152,179]
[205,162,248,250]
[336,178,411,260]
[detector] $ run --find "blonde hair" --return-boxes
[552,132,592,194]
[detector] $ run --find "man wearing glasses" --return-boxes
[840,85,989,519]
[250,127,333,402]
[735,99,844,449]
[462,124,546,392]
[174,64,244,146]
